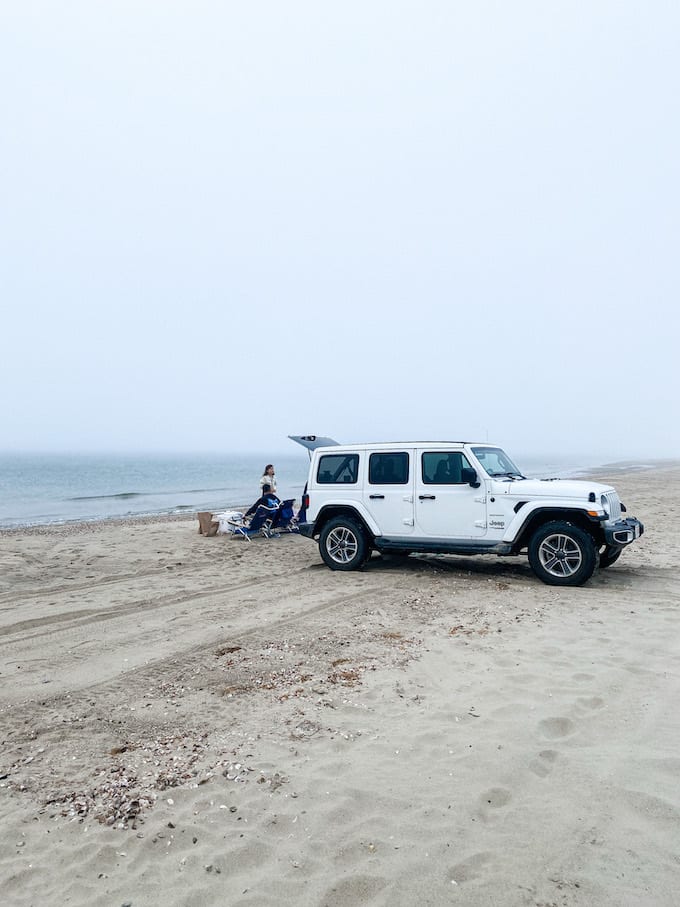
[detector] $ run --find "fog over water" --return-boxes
[1,2,678,462]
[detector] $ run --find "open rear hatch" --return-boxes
[288,435,340,453]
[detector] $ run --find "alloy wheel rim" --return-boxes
[538,533,583,577]
[327,527,358,564]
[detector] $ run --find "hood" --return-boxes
[490,477,615,500]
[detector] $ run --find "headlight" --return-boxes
[600,494,610,518]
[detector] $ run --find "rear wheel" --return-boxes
[318,516,368,571]
[528,521,597,586]
[599,546,623,569]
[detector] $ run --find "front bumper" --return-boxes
[604,517,644,547]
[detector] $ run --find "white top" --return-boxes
[260,473,277,493]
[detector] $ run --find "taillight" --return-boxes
[302,494,310,509]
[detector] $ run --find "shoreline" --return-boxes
[0,510,202,538]
[0,457,680,534]
[2,458,679,537]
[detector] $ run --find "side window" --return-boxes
[422,452,472,485]
[368,452,409,485]
[317,454,359,484]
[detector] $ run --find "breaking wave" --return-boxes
[68,487,228,502]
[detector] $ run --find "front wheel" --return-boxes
[318,517,369,571]
[528,521,597,586]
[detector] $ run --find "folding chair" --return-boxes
[270,499,299,533]
[231,502,279,540]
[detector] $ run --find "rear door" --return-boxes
[362,450,414,537]
[415,449,487,538]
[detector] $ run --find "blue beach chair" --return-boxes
[270,499,298,533]
[232,502,279,540]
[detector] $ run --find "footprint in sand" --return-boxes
[479,787,512,809]
[577,696,605,710]
[529,749,559,777]
[572,673,594,682]
[449,850,495,884]
[321,874,387,905]
[538,717,575,739]
[475,787,512,822]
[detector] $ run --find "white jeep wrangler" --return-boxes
[292,438,643,586]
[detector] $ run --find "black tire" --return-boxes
[318,516,369,571]
[599,546,623,569]
[528,520,597,586]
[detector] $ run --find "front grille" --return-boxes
[604,492,621,521]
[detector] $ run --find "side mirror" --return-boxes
[461,467,481,488]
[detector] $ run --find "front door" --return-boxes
[415,450,487,538]
[362,450,414,537]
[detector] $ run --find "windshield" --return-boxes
[471,446,524,478]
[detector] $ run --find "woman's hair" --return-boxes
[263,464,274,475]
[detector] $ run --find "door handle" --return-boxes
[419,494,436,500]
[369,494,385,499]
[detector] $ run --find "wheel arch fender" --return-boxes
[503,504,602,549]
[313,504,379,540]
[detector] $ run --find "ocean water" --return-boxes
[0,453,311,529]
[0,450,631,529]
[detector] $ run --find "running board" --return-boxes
[374,538,514,556]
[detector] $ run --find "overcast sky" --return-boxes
[1,1,678,460]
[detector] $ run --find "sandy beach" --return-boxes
[1,463,679,907]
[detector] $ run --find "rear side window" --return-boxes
[317,454,359,484]
[422,451,472,485]
[368,452,409,485]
